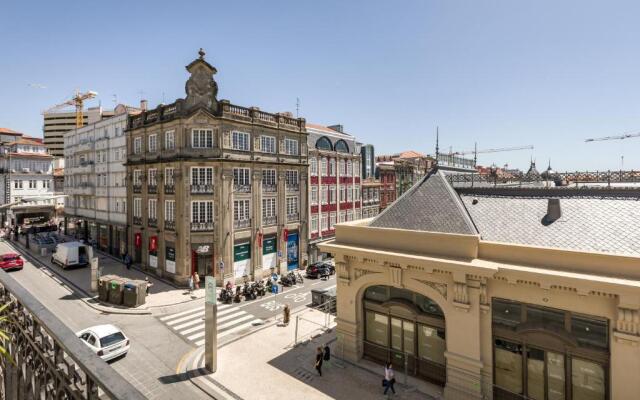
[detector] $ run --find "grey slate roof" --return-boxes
[370,170,477,234]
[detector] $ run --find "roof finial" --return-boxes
[198,48,205,59]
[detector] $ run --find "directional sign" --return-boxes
[205,276,216,305]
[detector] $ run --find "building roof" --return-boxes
[395,150,426,159]
[0,128,23,136]
[9,138,45,146]
[370,170,477,234]
[306,123,352,137]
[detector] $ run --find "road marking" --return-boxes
[166,310,204,325]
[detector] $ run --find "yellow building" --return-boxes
[320,169,640,400]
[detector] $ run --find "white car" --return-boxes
[77,324,130,362]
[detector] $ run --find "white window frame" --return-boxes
[148,168,157,186]
[165,200,175,221]
[133,137,142,154]
[234,199,251,221]
[262,198,276,218]
[329,158,336,176]
[347,185,353,202]
[329,186,336,204]
[191,167,214,186]
[286,196,298,216]
[311,215,318,233]
[133,198,142,217]
[232,131,250,151]
[285,170,298,187]
[321,158,328,175]
[148,134,158,153]
[191,200,214,222]
[148,199,157,219]
[262,169,276,186]
[191,129,214,148]
[133,170,142,185]
[261,135,276,153]
[233,168,251,186]
[330,212,337,229]
[321,185,328,205]
[311,186,318,205]
[165,168,174,186]
[321,213,329,231]
[165,130,175,150]
[284,138,298,155]
[310,157,318,176]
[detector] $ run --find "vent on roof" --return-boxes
[328,124,344,133]
[542,198,561,225]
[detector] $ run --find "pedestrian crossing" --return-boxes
[159,304,262,346]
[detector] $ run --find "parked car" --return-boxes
[306,262,335,279]
[0,253,23,271]
[77,324,130,362]
[51,242,93,269]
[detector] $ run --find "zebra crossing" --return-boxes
[159,303,262,346]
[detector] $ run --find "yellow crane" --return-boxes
[42,90,98,128]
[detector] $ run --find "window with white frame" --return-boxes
[330,212,337,228]
[262,169,276,186]
[148,199,157,219]
[165,200,175,221]
[310,157,318,175]
[286,196,298,216]
[165,168,174,186]
[191,167,213,186]
[285,170,298,187]
[261,136,276,153]
[191,129,214,148]
[133,170,142,185]
[191,201,214,222]
[347,184,353,201]
[311,186,318,205]
[165,130,175,150]
[354,185,360,201]
[133,198,142,217]
[148,169,157,186]
[234,199,250,221]
[321,158,328,175]
[340,185,346,202]
[311,215,318,233]
[43,180,50,189]
[329,186,336,203]
[354,160,360,176]
[355,209,362,220]
[133,137,142,154]
[148,134,158,153]
[284,138,298,155]
[347,210,353,221]
[329,158,336,176]
[339,210,346,223]
[262,198,276,218]
[28,180,37,189]
[321,185,328,204]
[232,131,250,151]
[321,213,329,231]
[234,168,250,186]
[339,159,346,175]
[347,160,353,176]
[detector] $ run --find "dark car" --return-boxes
[0,253,24,271]
[306,262,335,279]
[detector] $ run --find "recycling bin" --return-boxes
[123,282,138,307]
[108,277,127,305]
[98,275,114,302]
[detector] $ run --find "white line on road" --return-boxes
[167,310,204,326]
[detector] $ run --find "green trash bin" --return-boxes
[108,277,126,305]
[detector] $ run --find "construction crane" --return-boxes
[585,132,640,142]
[452,144,534,156]
[42,90,98,128]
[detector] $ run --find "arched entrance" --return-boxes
[362,285,446,386]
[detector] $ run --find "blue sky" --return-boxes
[1,0,639,171]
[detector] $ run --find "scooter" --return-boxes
[295,271,304,284]
[233,286,242,303]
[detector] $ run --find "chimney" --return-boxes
[140,99,148,111]
[328,124,344,133]
[543,199,561,225]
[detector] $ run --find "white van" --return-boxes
[51,242,93,269]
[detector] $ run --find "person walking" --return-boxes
[383,362,396,395]
[283,304,290,325]
[188,275,194,294]
[323,343,331,367]
[124,253,132,270]
[315,347,324,376]
[193,271,200,290]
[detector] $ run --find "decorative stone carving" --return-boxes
[185,48,219,112]
[453,281,470,311]
[354,268,381,281]
[617,307,640,335]
[414,279,447,299]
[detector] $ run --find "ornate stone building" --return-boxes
[126,50,308,285]
[321,168,640,400]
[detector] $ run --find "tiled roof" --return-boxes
[396,150,425,159]
[460,194,640,256]
[9,138,45,146]
[0,128,23,136]
[370,170,477,234]
[306,123,352,137]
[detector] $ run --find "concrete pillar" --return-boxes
[277,170,287,275]
[252,169,262,280]
[218,168,234,285]
[299,170,308,269]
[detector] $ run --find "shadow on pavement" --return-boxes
[158,372,192,384]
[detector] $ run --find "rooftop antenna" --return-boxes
[112,94,118,106]
[296,97,300,118]
[435,126,440,163]
[473,142,478,167]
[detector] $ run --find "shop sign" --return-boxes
[196,244,210,254]
[287,232,299,270]
[234,243,251,262]
[165,246,176,274]
[262,237,277,255]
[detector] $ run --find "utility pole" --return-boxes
[204,276,218,372]
[296,97,300,118]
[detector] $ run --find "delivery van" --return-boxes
[51,242,93,269]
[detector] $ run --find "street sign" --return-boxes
[278,250,282,257]
[219,260,224,272]
[272,285,279,294]
[205,276,216,305]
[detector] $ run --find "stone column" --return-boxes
[217,168,234,285]
[252,169,262,280]
[299,171,308,269]
[178,163,191,285]
[277,169,287,274]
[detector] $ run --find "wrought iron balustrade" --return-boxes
[165,220,176,231]
[191,221,214,232]
[0,270,146,400]
[286,184,299,193]
[190,184,214,194]
[132,184,142,193]
[164,185,175,194]
[233,184,251,194]
[262,215,277,226]
[148,218,157,227]
[287,213,300,223]
[261,184,277,193]
[234,219,251,230]
[133,216,142,225]
[147,185,157,194]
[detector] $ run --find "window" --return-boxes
[335,139,349,153]
[148,199,157,219]
[261,136,276,153]
[191,167,213,186]
[133,137,142,154]
[286,196,298,215]
[43,180,50,189]
[148,169,157,186]
[347,185,353,201]
[285,170,298,186]
[310,157,318,175]
[329,186,336,203]
[339,210,346,223]
[284,138,298,155]
[233,168,250,186]
[347,210,353,221]
[232,131,250,151]
[133,198,142,217]
[262,198,276,217]
[133,170,142,185]
[339,159,346,175]
[347,160,353,176]
[28,180,36,189]
[321,213,329,231]
[494,339,523,394]
[310,215,318,232]
[234,199,250,221]
[315,136,333,151]
[365,311,388,347]
[191,129,214,148]
[321,158,328,175]
[354,185,360,201]
[330,212,336,228]
[354,160,360,176]
[191,201,214,222]
[148,134,158,153]
[340,186,346,202]
[321,185,328,204]
[165,168,174,186]
[418,324,446,365]
[329,158,336,176]
[311,186,318,205]
[262,169,276,186]
[492,299,522,328]
[165,130,175,150]
[165,200,175,221]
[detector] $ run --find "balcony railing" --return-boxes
[191,184,214,194]
[165,220,176,230]
[0,270,146,400]
[234,218,251,230]
[234,184,251,193]
[191,221,214,231]
[133,216,142,225]
[263,215,277,226]
[286,184,299,193]
[165,184,175,194]
[133,184,142,193]
[148,185,157,194]
[148,218,157,227]
[287,213,300,223]
[262,184,277,193]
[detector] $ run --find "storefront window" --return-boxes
[418,324,445,365]
[527,348,545,400]
[547,352,565,400]
[390,286,414,303]
[364,286,389,303]
[365,310,388,347]
[403,321,415,355]
[571,358,605,400]
[391,318,402,351]
[571,315,608,351]
[494,339,523,395]
[492,299,522,328]
[416,294,444,317]
[527,305,566,332]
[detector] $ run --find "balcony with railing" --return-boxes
[148,185,158,194]
[262,184,277,193]
[165,184,175,194]
[191,184,214,194]
[133,184,142,193]
[234,218,251,230]
[286,184,300,193]
[148,217,157,227]
[0,271,146,400]
[191,221,214,231]
[165,220,176,231]
[263,215,277,226]
[234,184,251,194]
[287,213,300,223]
[133,216,142,225]
[220,100,306,132]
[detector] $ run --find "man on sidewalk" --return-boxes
[124,253,132,270]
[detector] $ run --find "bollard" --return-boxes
[294,315,299,345]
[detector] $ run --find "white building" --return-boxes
[64,105,141,256]
[0,128,55,227]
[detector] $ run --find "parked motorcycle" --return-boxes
[295,271,304,284]
[233,286,242,303]
[256,280,266,297]
[243,282,257,300]
[218,288,233,304]
[265,279,273,293]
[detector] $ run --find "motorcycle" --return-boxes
[295,271,304,284]
[265,279,273,293]
[256,280,266,297]
[218,288,233,304]
[243,282,257,300]
[233,286,242,303]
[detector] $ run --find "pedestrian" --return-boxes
[283,304,290,325]
[193,271,200,290]
[383,362,396,395]
[315,347,323,376]
[323,343,331,367]
[124,253,132,270]
[188,274,194,294]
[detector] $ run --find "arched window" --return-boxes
[316,136,333,151]
[335,139,349,153]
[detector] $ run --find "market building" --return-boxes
[125,50,308,285]
[320,168,640,400]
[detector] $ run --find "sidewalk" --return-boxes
[4,238,204,315]
[183,308,442,400]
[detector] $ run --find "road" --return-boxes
[1,239,336,399]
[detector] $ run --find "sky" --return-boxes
[1,0,640,171]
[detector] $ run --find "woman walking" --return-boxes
[193,271,200,290]
[315,347,324,376]
[383,362,396,395]
[188,274,194,294]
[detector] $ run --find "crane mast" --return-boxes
[42,90,98,128]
